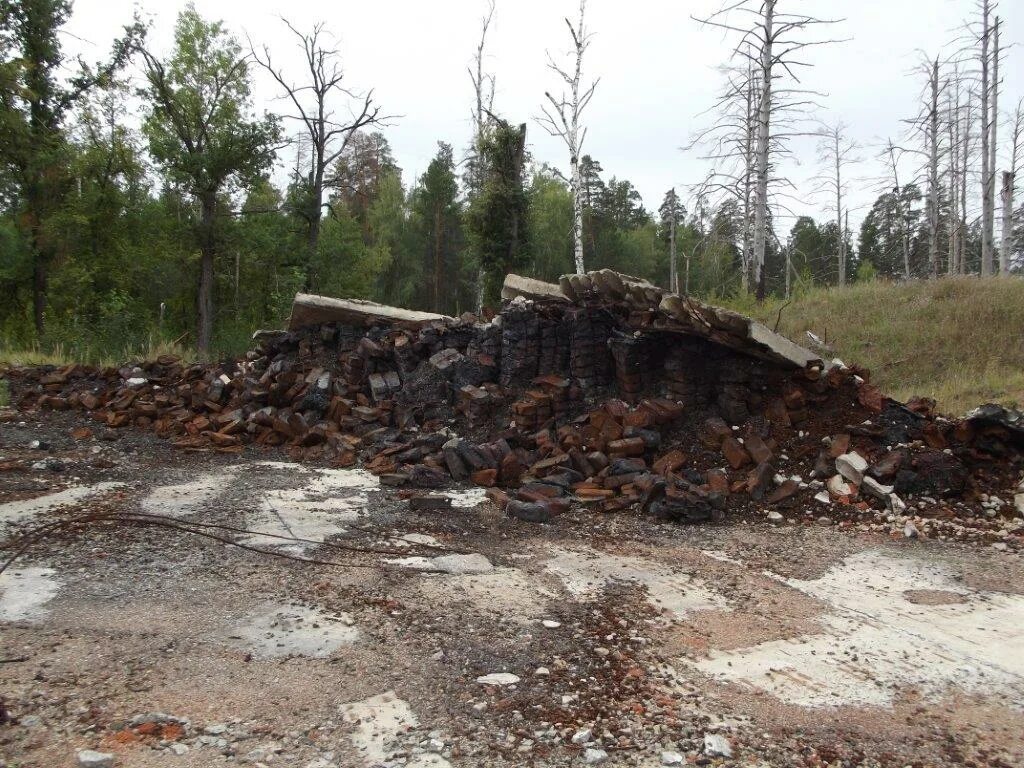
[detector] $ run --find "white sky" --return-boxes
[64,0,1023,233]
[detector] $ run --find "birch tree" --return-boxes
[251,21,388,288]
[694,1,842,299]
[536,0,599,275]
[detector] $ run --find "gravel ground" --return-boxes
[1,409,1022,768]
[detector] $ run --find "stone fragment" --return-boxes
[476,672,520,685]
[571,729,593,744]
[861,476,894,500]
[703,733,732,758]
[77,752,115,768]
[661,751,684,766]
[408,495,453,512]
[721,437,751,469]
[766,479,799,504]
[827,474,853,498]
[746,462,774,500]
[744,434,772,464]
[835,451,868,484]
[1015,493,1024,518]
[584,748,609,764]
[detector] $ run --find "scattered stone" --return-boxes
[835,451,868,484]
[1014,493,1024,518]
[476,672,520,686]
[827,474,853,498]
[861,476,894,500]
[542,620,561,629]
[767,510,784,523]
[571,728,593,744]
[904,521,920,539]
[661,751,685,766]
[703,733,732,758]
[77,751,114,768]
[584,747,609,764]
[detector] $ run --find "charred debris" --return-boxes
[9,270,1024,545]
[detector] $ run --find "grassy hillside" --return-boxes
[727,277,1024,416]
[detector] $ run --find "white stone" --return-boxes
[835,452,868,484]
[77,751,114,768]
[125,377,147,387]
[767,510,784,523]
[703,733,732,758]
[1014,493,1024,518]
[542,620,561,629]
[169,743,189,756]
[861,476,894,499]
[583,747,609,764]
[827,475,852,498]
[904,521,919,539]
[814,490,832,504]
[888,493,907,514]
[571,728,593,744]
[661,751,685,766]
[475,672,520,686]
[535,667,550,676]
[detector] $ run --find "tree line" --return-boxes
[0,0,1021,357]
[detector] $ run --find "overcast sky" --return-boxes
[64,0,1022,232]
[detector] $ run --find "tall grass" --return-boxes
[0,335,199,369]
[723,276,1024,415]
[0,379,9,407]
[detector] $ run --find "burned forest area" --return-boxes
[2,270,1023,768]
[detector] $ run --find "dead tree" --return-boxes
[536,0,599,275]
[694,0,843,300]
[927,58,941,278]
[468,0,497,311]
[884,139,913,280]
[1000,100,1022,274]
[813,121,859,285]
[977,2,995,275]
[251,21,388,286]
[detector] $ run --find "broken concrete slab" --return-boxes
[501,273,569,303]
[288,293,450,331]
[226,603,359,658]
[836,452,869,484]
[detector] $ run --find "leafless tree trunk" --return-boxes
[251,21,387,288]
[961,93,973,274]
[469,0,496,311]
[1000,101,1022,274]
[815,121,858,286]
[668,213,678,294]
[979,3,993,275]
[947,78,959,275]
[928,58,941,278]
[537,0,599,275]
[988,17,1000,273]
[693,1,840,300]
[885,140,913,279]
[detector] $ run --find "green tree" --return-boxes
[139,4,279,353]
[527,168,573,282]
[0,0,143,336]
[409,143,462,313]
[468,119,529,307]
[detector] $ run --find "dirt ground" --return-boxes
[2,409,1022,768]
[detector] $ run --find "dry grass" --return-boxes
[725,277,1024,416]
[0,337,197,370]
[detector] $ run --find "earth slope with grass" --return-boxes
[729,277,1024,415]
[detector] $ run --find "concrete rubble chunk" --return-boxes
[501,273,569,303]
[827,475,853,498]
[703,733,733,758]
[288,292,449,331]
[862,475,895,500]
[475,672,520,685]
[836,452,869,484]
[77,751,115,768]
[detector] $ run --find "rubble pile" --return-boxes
[6,270,1024,545]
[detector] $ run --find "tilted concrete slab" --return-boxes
[288,293,450,331]
[501,274,569,303]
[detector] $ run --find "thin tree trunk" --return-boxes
[947,85,958,276]
[752,0,774,301]
[928,58,940,279]
[835,129,845,286]
[668,214,678,293]
[197,192,217,355]
[571,153,585,273]
[742,58,755,293]
[980,3,992,275]
[1000,171,1014,274]
[990,17,1000,274]
[961,95,972,274]
[433,205,443,313]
